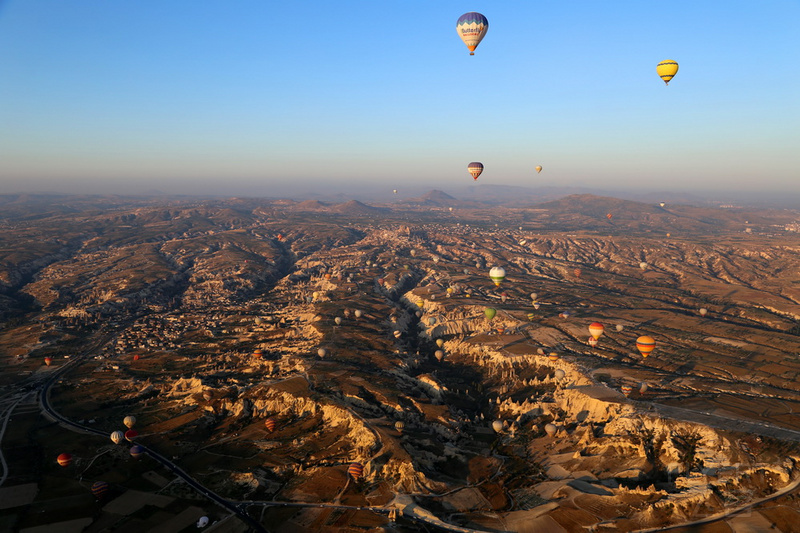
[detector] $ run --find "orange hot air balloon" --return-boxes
[264,417,277,433]
[133,354,140,361]
[348,462,364,480]
[57,453,72,467]
[44,357,52,366]
[606,213,613,219]
[548,353,560,362]
[588,322,604,340]
[636,336,656,358]
[573,268,582,278]
[588,337,598,348]
[253,349,263,358]
[621,386,633,397]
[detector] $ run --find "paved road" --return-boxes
[38,355,268,533]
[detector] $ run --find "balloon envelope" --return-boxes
[636,336,656,358]
[456,12,488,55]
[130,445,144,458]
[348,462,364,480]
[123,415,136,429]
[91,481,109,498]
[588,322,604,340]
[544,423,557,437]
[535,165,542,174]
[110,431,124,445]
[492,420,503,433]
[699,308,708,317]
[489,266,506,286]
[484,307,497,321]
[657,59,679,85]
[467,161,484,180]
[57,453,72,467]
[264,418,277,432]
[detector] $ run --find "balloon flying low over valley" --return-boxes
[0,192,800,531]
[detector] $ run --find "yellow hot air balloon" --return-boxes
[636,336,656,358]
[535,165,542,174]
[657,60,679,86]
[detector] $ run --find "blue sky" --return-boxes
[0,1,798,197]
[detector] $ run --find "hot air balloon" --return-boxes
[588,337,598,348]
[496,326,505,335]
[429,317,438,326]
[124,429,138,442]
[334,316,342,326]
[615,324,624,332]
[657,59,679,85]
[317,348,327,358]
[500,292,508,303]
[530,292,538,300]
[639,262,648,270]
[699,308,708,317]
[393,189,398,194]
[544,423,557,437]
[436,338,444,348]
[324,273,332,281]
[264,418,277,433]
[393,330,402,338]
[133,354,140,361]
[588,322,605,340]
[621,385,633,397]
[573,268,582,278]
[527,312,535,321]
[484,307,497,321]
[492,420,504,433]
[456,12,488,55]
[91,481,109,499]
[489,266,506,286]
[435,350,444,361]
[548,353,560,362]
[110,431,124,445]
[535,165,542,174]
[197,516,210,528]
[606,213,613,220]
[636,336,656,358]
[639,382,649,394]
[123,415,136,429]
[467,161,484,180]
[44,357,52,366]
[129,445,144,459]
[57,453,72,467]
[348,462,364,480]
[554,369,565,381]
[394,421,405,432]
[354,309,363,318]
[533,303,540,310]
[253,349,263,359]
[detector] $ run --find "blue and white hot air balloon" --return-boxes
[456,12,488,55]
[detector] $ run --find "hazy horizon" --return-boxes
[1,1,798,197]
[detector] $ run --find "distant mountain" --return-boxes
[328,200,389,215]
[401,190,459,206]
[294,200,329,211]
[534,194,664,217]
